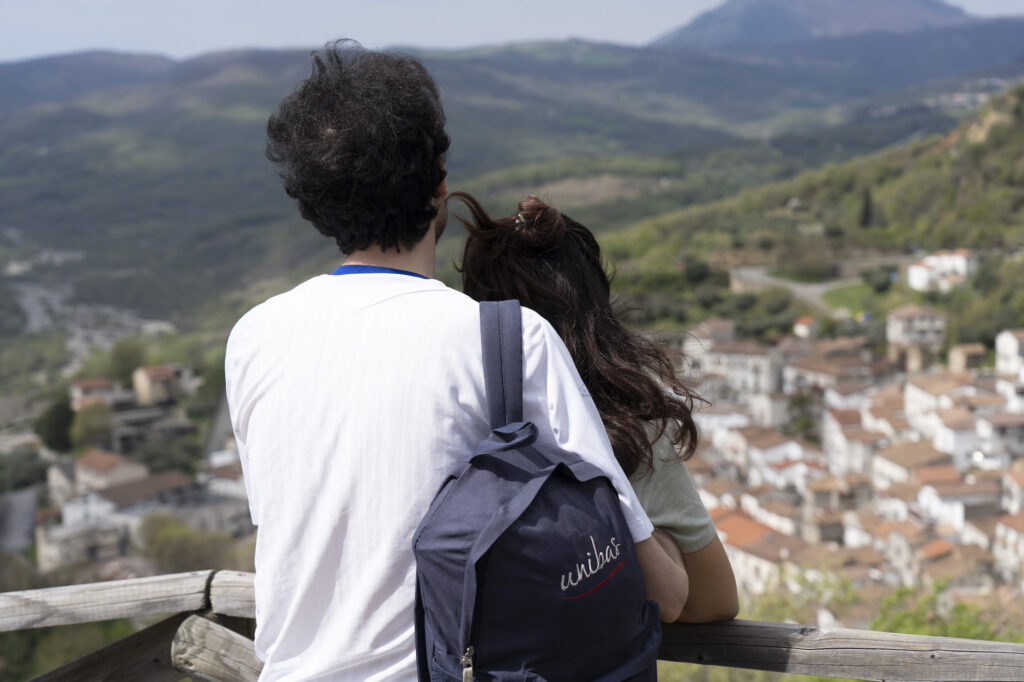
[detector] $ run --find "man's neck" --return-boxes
[343,236,436,279]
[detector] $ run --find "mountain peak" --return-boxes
[652,0,974,50]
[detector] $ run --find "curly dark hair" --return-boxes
[266,41,450,254]
[451,191,703,478]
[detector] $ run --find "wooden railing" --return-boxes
[3,571,1024,681]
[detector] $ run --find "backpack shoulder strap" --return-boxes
[479,300,523,428]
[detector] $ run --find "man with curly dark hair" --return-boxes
[225,41,685,681]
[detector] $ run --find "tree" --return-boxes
[859,188,874,227]
[108,337,145,386]
[139,514,233,573]
[786,391,820,443]
[0,447,47,492]
[69,402,112,450]
[871,582,1024,642]
[134,435,200,474]
[33,394,73,452]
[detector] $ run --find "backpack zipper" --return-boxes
[461,646,474,682]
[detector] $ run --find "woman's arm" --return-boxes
[678,535,739,622]
[635,535,689,622]
[653,528,738,622]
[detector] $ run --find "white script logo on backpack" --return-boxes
[560,535,624,598]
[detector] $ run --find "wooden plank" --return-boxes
[659,619,1024,681]
[0,571,212,632]
[210,571,255,619]
[171,614,263,682]
[29,613,189,682]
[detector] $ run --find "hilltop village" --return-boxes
[664,303,1024,626]
[1,253,1024,629]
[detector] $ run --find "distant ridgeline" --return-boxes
[602,85,1024,345]
[0,4,1022,327]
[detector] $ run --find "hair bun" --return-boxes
[511,195,566,251]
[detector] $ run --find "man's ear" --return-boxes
[433,176,448,199]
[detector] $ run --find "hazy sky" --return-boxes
[3,0,1023,64]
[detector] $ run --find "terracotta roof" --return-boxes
[206,461,244,481]
[769,458,826,472]
[888,304,947,320]
[793,544,885,570]
[956,393,1007,409]
[1006,471,1024,488]
[1002,329,1024,342]
[915,465,960,485]
[740,533,807,562]
[950,343,987,355]
[808,474,870,494]
[907,373,971,396]
[876,441,951,471]
[787,353,871,377]
[999,512,1024,534]
[831,379,874,396]
[702,478,743,497]
[844,509,887,534]
[843,427,888,444]
[76,448,128,473]
[930,479,1001,499]
[881,519,930,544]
[738,426,791,451]
[713,341,774,357]
[794,316,815,326]
[760,500,801,519]
[73,377,113,390]
[141,364,176,381]
[828,409,862,427]
[869,384,904,410]
[937,408,974,431]
[965,514,1001,539]
[880,482,922,502]
[983,413,1024,428]
[97,471,194,508]
[709,506,737,522]
[716,511,775,548]
[918,538,954,561]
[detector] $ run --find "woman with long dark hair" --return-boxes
[452,191,739,623]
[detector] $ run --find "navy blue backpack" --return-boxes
[413,300,661,682]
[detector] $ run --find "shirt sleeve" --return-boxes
[224,317,260,526]
[519,307,654,542]
[630,432,716,554]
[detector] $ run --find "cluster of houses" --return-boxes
[674,312,1024,626]
[32,364,252,573]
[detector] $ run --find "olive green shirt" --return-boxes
[629,433,717,554]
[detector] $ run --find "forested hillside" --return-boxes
[0,22,1022,325]
[601,86,1024,344]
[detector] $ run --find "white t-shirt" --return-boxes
[225,272,653,682]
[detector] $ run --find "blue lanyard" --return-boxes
[329,264,428,280]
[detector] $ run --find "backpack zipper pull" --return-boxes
[461,646,474,682]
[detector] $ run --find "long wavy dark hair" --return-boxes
[452,191,701,477]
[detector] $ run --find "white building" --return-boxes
[928,408,977,470]
[887,306,947,371]
[995,329,1024,378]
[74,448,149,494]
[976,413,1024,461]
[994,512,1024,583]
[872,441,952,490]
[708,341,781,398]
[903,373,973,438]
[906,249,977,293]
